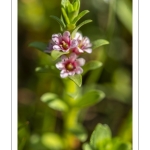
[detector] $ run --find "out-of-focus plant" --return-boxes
[25,0,132,150]
[83,123,132,150]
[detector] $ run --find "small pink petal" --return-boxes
[61,55,68,61]
[63,31,70,37]
[60,72,68,78]
[75,67,83,74]
[74,32,82,40]
[52,37,60,44]
[61,69,67,74]
[77,47,84,53]
[84,37,90,44]
[77,58,85,66]
[70,39,78,48]
[68,71,75,76]
[84,48,92,53]
[63,31,70,43]
[53,45,61,50]
[56,62,64,69]
[69,53,77,62]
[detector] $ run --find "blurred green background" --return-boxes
[18,0,132,149]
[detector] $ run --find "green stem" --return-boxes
[62,79,81,150]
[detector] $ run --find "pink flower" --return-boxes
[51,31,78,52]
[72,32,92,55]
[56,53,85,78]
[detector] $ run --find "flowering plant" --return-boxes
[28,0,132,150]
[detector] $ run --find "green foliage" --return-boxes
[51,50,69,60]
[90,124,111,150]
[29,42,48,52]
[68,124,87,142]
[48,98,69,111]
[69,74,82,87]
[92,39,109,50]
[61,7,70,24]
[61,0,80,29]
[71,20,92,38]
[61,0,70,9]
[83,124,132,150]
[50,15,66,30]
[41,93,59,103]
[41,133,64,150]
[72,10,90,24]
[41,93,68,112]
[75,90,105,108]
[35,65,52,73]
[83,144,93,150]
[83,61,103,74]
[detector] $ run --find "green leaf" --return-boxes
[116,143,132,150]
[29,42,47,52]
[61,0,69,8]
[67,2,74,13]
[41,93,68,112]
[92,39,109,50]
[68,124,87,142]
[90,124,111,150]
[83,61,103,74]
[41,133,64,150]
[51,50,69,60]
[83,143,93,150]
[75,90,105,108]
[48,99,68,111]
[41,93,58,103]
[35,65,51,73]
[71,20,92,38]
[69,74,82,87]
[60,15,66,31]
[61,7,70,24]
[50,15,66,30]
[72,0,80,12]
[72,10,89,24]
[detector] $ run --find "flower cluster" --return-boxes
[45,31,92,78]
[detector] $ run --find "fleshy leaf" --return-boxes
[67,1,74,13]
[50,15,66,30]
[72,0,80,12]
[83,143,93,150]
[72,10,89,24]
[35,65,51,73]
[48,99,68,111]
[69,74,82,87]
[41,93,58,103]
[92,39,109,50]
[41,133,64,150]
[41,93,68,112]
[75,90,105,108]
[61,7,70,24]
[29,42,47,52]
[51,50,69,60]
[61,0,69,8]
[116,142,132,150]
[83,61,103,74]
[90,124,111,150]
[71,20,92,38]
